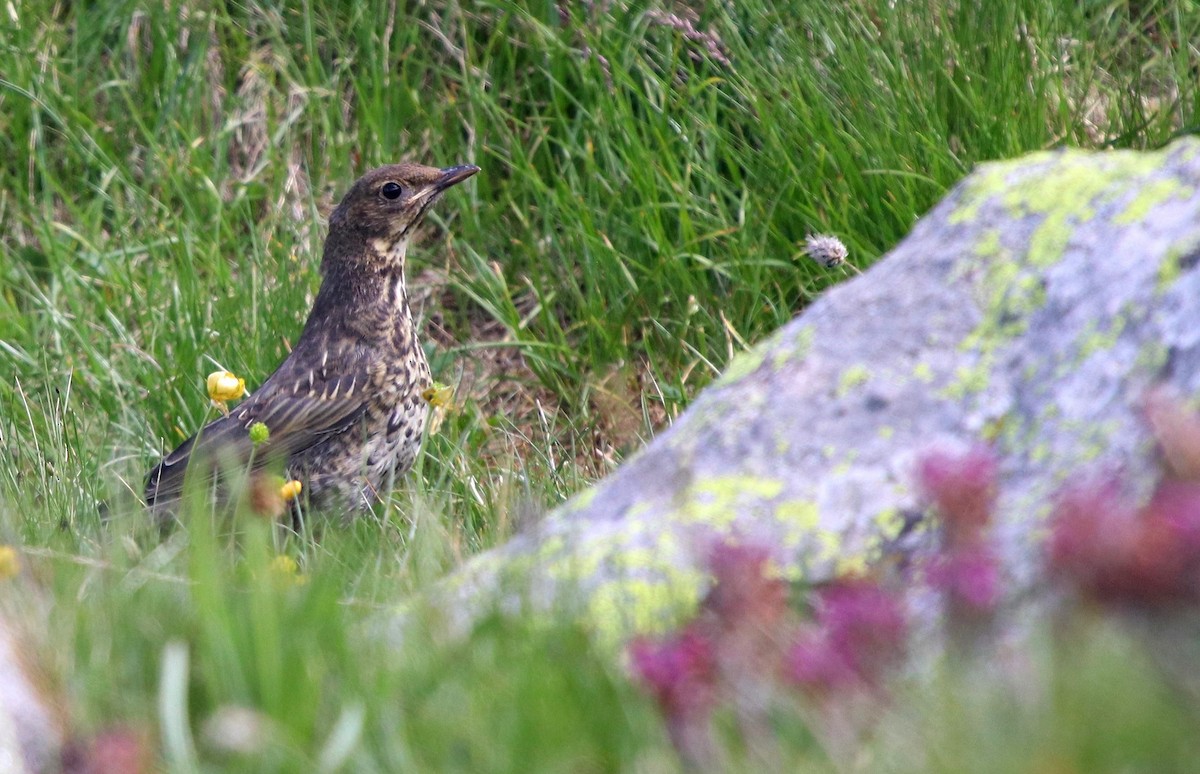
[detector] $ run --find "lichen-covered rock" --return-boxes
[433,138,1200,643]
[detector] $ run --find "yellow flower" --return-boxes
[267,555,307,586]
[279,479,303,502]
[268,555,298,574]
[0,545,20,580]
[207,370,246,413]
[421,382,454,409]
[421,382,454,436]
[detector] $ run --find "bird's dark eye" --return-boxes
[380,182,403,200]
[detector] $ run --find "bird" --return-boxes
[145,162,479,517]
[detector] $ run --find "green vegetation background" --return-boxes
[3,0,1200,770]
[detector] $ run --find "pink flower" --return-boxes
[63,727,150,774]
[816,579,906,685]
[704,540,787,629]
[917,447,998,542]
[1047,480,1200,606]
[629,624,716,718]
[927,544,1001,614]
[786,629,858,693]
[1144,388,1200,482]
[1142,481,1200,552]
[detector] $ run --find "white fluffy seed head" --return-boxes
[803,234,849,268]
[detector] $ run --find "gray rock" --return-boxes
[432,138,1200,643]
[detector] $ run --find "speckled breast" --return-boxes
[361,346,432,492]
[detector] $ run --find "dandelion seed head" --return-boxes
[803,234,849,268]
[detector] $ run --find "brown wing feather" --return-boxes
[144,348,373,507]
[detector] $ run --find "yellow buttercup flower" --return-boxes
[0,545,20,580]
[268,555,298,575]
[279,479,303,502]
[207,370,246,414]
[267,555,307,586]
[421,382,454,409]
[421,382,454,436]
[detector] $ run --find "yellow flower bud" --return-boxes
[0,545,20,580]
[207,371,246,403]
[248,422,270,446]
[279,479,303,502]
[266,555,307,586]
[268,555,299,575]
[421,382,454,409]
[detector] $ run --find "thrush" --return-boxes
[145,162,479,515]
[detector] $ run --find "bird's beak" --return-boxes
[435,164,480,191]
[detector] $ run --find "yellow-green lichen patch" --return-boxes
[811,528,840,564]
[772,326,815,372]
[1010,150,1180,268]
[1114,177,1190,225]
[716,323,812,389]
[953,145,1191,269]
[1158,246,1183,291]
[806,525,883,580]
[563,486,599,513]
[877,425,895,440]
[776,499,820,552]
[1057,418,1122,464]
[1135,340,1171,373]
[537,534,567,562]
[1080,420,1122,463]
[956,260,1045,381]
[975,228,1004,258]
[951,232,1051,399]
[717,343,770,387]
[995,412,1024,455]
[443,549,505,594]
[676,474,785,529]
[912,361,935,383]
[965,264,1047,346]
[981,413,1010,443]
[542,539,604,583]
[1157,234,1200,293]
[948,162,1012,225]
[586,574,704,647]
[873,507,908,537]
[542,519,684,589]
[1027,210,1084,269]
[939,354,993,400]
[1076,313,1128,362]
[837,364,872,398]
[835,554,870,576]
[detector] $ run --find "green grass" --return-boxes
[4,0,1200,770]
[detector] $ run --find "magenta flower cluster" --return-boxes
[787,578,907,693]
[629,388,1200,765]
[627,623,716,721]
[1046,390,1200,607]
[918,447,1003,623]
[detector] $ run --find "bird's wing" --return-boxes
[145,346,380,506]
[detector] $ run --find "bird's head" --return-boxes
[325,162,479,266]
